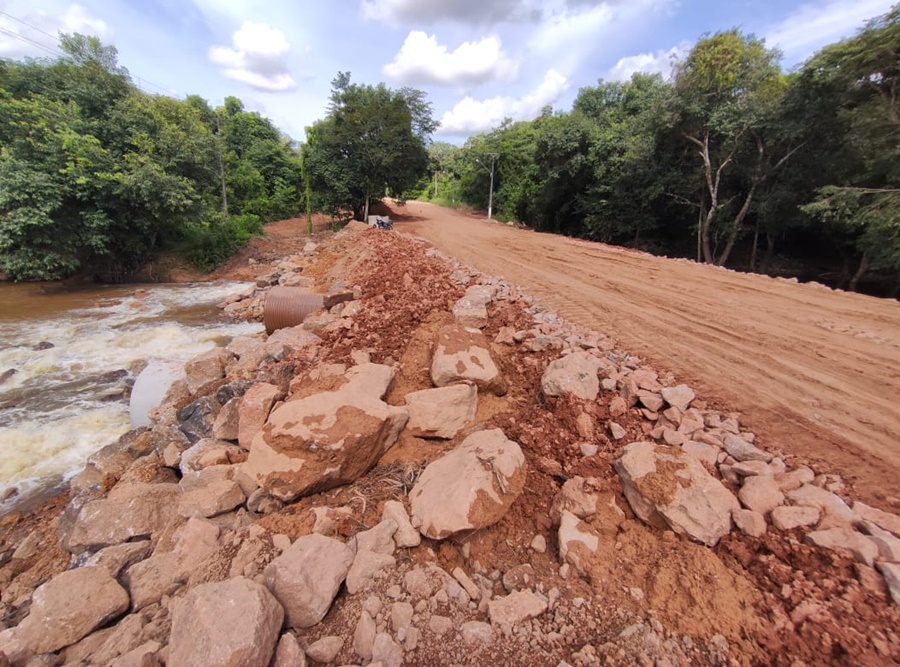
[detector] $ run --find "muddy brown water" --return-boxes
[0,280,263,511]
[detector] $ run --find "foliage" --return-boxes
[0,34,300,280]
[303,73,436,220]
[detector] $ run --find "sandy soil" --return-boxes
[395,201,900,506]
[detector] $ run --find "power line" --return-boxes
[0,10,178,97]
[0,26,64,58]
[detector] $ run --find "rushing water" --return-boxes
[0,281,264,509]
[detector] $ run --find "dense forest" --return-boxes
[412,8,900,295]
[1,8,898,295]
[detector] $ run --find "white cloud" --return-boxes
[607,43,686,82]
[765,0,894,65]
[361,0,539,25]
[438,69,569,135]
[383,31,518,87]
[208,21,296,92]
[0,3,108,58]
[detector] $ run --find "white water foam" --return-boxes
[0,282,264,507]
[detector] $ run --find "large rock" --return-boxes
[854,501,900,538]
[404,383,477,439]
[264,326,321,358]
[238,383,281,450]
[806,527,879,567]
[785,484,858,525]
[409,429,526,539]
[614,441,740,547]
[123,518,220,610]
[488,590,548,629]
[431,325,506,395]
[879,562,900,605]
[660,384,695,411]
[184,347,232,395]
[65,482,180,553]
[541,351,604,401]
[737,476,784,515]
[558,510,600,575]
[722,434,772,463]
[168,577,283,667]
[9,566,129,655]
[264,533,354,628]
[244,364,408,501]
[452,285,496,328]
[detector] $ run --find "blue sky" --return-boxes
[0,0,893,142]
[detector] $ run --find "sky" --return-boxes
[0,0,894,143]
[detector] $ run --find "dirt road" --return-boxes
[398,201,900,503]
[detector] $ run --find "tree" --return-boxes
[800,7,900,289]
[304,73,436,220]
[674,30,793,265]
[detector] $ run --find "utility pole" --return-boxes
[476,153,498,220]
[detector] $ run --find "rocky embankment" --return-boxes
[1,222,899,666]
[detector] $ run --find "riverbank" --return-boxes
[0,219,898,666]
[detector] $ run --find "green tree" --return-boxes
[304,72,436,220]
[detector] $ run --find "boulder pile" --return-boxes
[0,222,898,666]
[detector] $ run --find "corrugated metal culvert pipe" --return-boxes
[263,286,324,334]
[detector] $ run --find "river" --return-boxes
[0,280,264,511]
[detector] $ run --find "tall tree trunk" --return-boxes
[683,130,735,264]
[363,192,370,222]
[215,118,228,217]
[716,180,760,266]
[750,217,760,271]
[849,251,870,292]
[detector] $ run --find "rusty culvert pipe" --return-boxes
[264,286,324,334]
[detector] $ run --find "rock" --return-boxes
[806,527,879,566]
[351,519,398,554]
[212,396,242,441]
[638,391,665,413]
[429,615,453,635]
[391,601,414,634]
[305,636,343,663]
[541,351,603,400]
[110,640,161,667]
[614,441,740,547]
[431,325,506,395]
[272,633,306,667]
[662,428,686,446]
[382,500,421,548]
[853,501,900,538]
[860,521,900,562]
[264,327,321,359]
[180,439,243,474]
[353,611,377,660]
[461,621,493,645]
[731,460,772,477]
[579,442,598,457]
[785,484,857,525]
[372,633,403,667]
[168,577,283,667]
[346,550,396,594]
[452,567,481,601]
[11,567,129,655]
[609,422,626,440]
[737,476,784,515]
[177,396,219,444]
[771,506,820,531]
[681,441,719,467]
[495,326,516,345]
[264,533,354,628]
[409,429,526,539]
[488,590,548,629]
[184,348,231,395]
[732,509,767,538]
[722,434,771,463]
[65,482,180,553]
[83,540,153,578]
[238,383,281,450]
[575,412,594,439]
[404,383,477,439]
[661,385,695,411]
[549,476,604,523]
[124,518,220,610]
[177,479,245,518]
[244,364,408,501]
[558,510,600,575]
[531,534,547,553]
[879,562,900,605]
[774,466,816,491]
[452,284,496,328]
[609,396,628,418]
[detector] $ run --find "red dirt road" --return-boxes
[399,201,900,504]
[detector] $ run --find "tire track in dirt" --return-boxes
[399,201,900,504]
